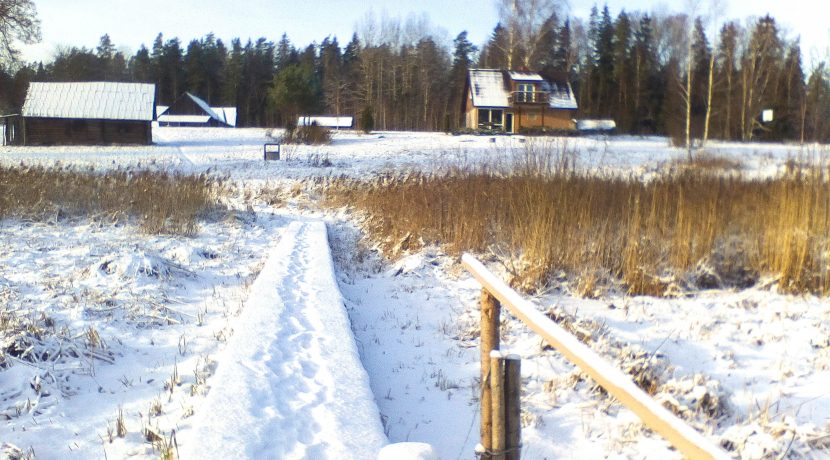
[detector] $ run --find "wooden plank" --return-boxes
[461,254,731,460]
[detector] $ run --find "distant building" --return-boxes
[297,116,354,129]
[20,82,156,145]
[157,93,236,127]
[465,69,578,133]
[576,119,617,134]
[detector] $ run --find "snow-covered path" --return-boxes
[178,220,386,459]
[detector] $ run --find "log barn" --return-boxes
[20,82,156,145]
[465,69,578,133]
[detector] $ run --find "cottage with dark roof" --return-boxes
[465,69,578,133]
[21,82,156,145]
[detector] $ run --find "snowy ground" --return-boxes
[1,127,829,459]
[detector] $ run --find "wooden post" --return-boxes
[490,352,506,460]
[480,290,501,458]
[504,355,522,460]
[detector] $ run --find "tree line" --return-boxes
[2,1,830,142]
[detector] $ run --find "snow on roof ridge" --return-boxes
[22,82,156,121]
[469,69,510,108]
[185,92,223,122]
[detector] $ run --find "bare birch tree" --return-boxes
[496,0,566,69]
[701,0,726,146]
[0,0,40,63]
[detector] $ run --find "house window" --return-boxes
[517,83,536,103]
[478,109,504,130]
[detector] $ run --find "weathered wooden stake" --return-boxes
[504,355,522,460]
[490,352,507,460]
[480,290,501,458]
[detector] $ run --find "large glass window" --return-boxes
[517,83,536,103]
[478,109,504,130]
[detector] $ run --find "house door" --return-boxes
[505,113,514,133]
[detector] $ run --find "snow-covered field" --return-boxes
[1,127,829,459]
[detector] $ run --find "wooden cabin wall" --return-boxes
[514,108,575,132]
[23,118,152,145]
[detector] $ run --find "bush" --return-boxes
[360,107,374,134]
[280,123,332,145]
[518,126,580,136]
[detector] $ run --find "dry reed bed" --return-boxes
[325,165,830,296]
[0,166,225,235]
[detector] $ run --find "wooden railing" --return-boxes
[462,254,731,460]
[508,91,550,105]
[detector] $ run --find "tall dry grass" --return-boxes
[0,166,224,235]
[325,146,830,296]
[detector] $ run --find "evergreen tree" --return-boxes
[612,11,633,130]
[553,19,573,75]
[449,31,477,128]
[480,23,509,68]
[715,22,740,139]
[805,63,830,142]
[130,45,153,82]
[632,14,661,133]
[773,42,805,141]
[270,64,320,122]
[690,17,711,138]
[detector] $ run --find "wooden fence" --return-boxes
[462,254,731,460]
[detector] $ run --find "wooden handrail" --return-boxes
[462,254,731,460]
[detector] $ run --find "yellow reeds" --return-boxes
[0,166,224,235]
[325,151,830,296]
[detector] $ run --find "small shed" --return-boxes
[21,82,155,145]
[157,93,236,127]
[576,119,617,135]
[297,116,353,129]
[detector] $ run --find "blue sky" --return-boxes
[20,0,830,65]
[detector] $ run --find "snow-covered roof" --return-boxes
[185,93,223,122]
[157,114,212,124]
[469,69,510,108]
[541,80,579,110]
[160,94,236,127]
[508,71,545,82]
[214,107,237,127]
[23,82,156,121]
[469,69,578,110]
[297,116,354,128]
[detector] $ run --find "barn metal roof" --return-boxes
[23,82,156,121]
